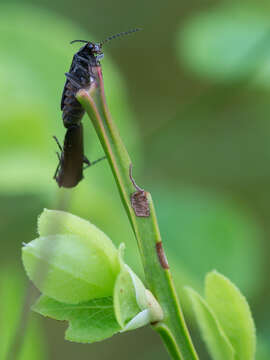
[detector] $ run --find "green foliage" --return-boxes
[22,209,121,303]
[177,2,270,86]
[205,271,256,360]
[186,288,235,360]
[187,271,256,360]
[22,209,162,343]
[33,295,120,343]
[114,263,163,331]
[38,209,120,279]
[114,266,141,328]
[22,234,119,303]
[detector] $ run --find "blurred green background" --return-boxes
[1,0,270,359]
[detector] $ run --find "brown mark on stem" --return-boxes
[156,241,169,269]
[129,163,150,217]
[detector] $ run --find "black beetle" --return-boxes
[61,41,103,128]
[55,28,141,187]
[61,28,141,128]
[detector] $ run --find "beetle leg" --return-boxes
[53,137,62,180]
[83,155,91,169]
[53,158,61,180]
[83,155,106,169]
[53,136,63,152]
[91,155,106,166]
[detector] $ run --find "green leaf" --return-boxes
[177,3,270,87]
[113,266,142,328]
[38,209,120,274]
[22,233,119,304]
[113,261,163,332]
[205,271,256,360]
[70,184,145,279]
[33,295,120,343]
[186,287,235,360]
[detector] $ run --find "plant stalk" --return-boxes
[77,66,199,360]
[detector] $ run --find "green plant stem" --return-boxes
[77,67,199,360]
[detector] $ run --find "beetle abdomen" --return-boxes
[62,80,85,128]
[61,50,92,128]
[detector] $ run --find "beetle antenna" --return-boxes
[100,28,142,45]
[70,39,89,44]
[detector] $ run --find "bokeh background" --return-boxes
[1,0,270,359]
